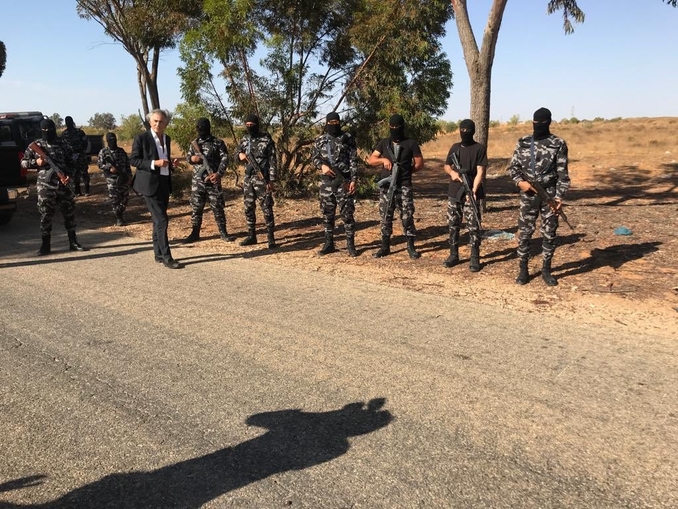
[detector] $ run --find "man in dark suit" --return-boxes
[130,109,183,269]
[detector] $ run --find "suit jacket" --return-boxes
[130,130,173,197]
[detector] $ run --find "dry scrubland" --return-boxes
[16,117,678,335]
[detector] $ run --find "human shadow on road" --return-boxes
[0,399,392,509]
[554,241,661,279]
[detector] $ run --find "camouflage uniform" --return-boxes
[97,146,131,221]
[507,132,570,282]
[187,136,230,233]
[312,131,359,252]
[61,126,90,194]
[22,138,77,235]
[238,132,277,237]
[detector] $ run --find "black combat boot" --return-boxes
[218,225,235,242]
[516,258,529,285]
[542,258,558,286]
[37,234,51,256]
[240,227,257,246]
[346,235,358,258]
[443,230,459,267]
[68,231,87,252]
[182,225,201,244]
[469,244,481,272]
[406,237,421,260]
[318,232,336,255]
[83,182,90,196]
[115,211,125,226]
[372,235,391,258]
[267,227,277,249]
[74,182,82,196]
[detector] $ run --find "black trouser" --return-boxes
[143,176,172,261]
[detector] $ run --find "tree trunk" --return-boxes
[450,0,507,147]
[136,64,149,118]
[148,46,161,110]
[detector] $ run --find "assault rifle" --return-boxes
[244,141,271,194]
[518,172,574,230]
[190,140,218,183]
[376,143,401,213]
[450,152,482,230]
[321,138,348,189]
[28,141,75,193]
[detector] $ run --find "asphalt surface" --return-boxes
[1,217,676,508]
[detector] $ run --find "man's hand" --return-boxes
[266,182,275,193]
[59,175,71,186]
[450,169,462,182]
[550,198,563,212]
[36,157,45,167]
[348,181,356,195]
[517,180,537,193]
[381,158,393,171]
[207,173,220,184]
[321,164,336,178]
[191,155,202,163]
[239,153,247,162]
[154,159,169,168]
[110,166,118,174]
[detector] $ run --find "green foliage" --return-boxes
[437,120,458,134]
[569,117,580,124]
[88,112,117,130]
[169,165,193,199]
[508,114,521,126]
[355,172,379,199]
[0,41,6,79]
[593,117,605,122]
[117,114,145,141]
[607,117,623,122]
[178,0,453,197]
[489,120,501,128]
[49,113,63,129]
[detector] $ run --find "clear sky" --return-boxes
[1,1,676,126]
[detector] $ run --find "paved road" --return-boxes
[1,218,676,508]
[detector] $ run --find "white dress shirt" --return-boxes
[151,131,170,176]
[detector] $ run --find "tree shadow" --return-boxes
[0,399,393,509]
[554,241,662,279]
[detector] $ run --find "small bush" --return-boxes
[117,114,145,142]
[508,114,521,125]
[489,120,500,128]
[593,117,605,122]
[569,117,580,124]
[607,117,623,123]
[170,163,193,199]
[356,173,379,199]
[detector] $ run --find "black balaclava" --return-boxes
[325,112,341,137]
[245,114,259,136]
[532,107,552,140]
[65,116,75,129]
[389,114,405,142]
[106,132,118,150]
[197,117,211,138]
[40,118,57,143]
[459,119,476,146]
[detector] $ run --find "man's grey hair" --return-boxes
[147,109,170,122]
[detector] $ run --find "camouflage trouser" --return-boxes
[37,182,76,235]
[447,198,481,247]
[73,154,90,187]
[243,175,274,229]
[319,178,355,237]
[517,187,559,261]
[105,176,130,215]
[379,184,416,238]
[190,173,226,229]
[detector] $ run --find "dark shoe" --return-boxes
[318,233,336,255]
[154,256,163,263]
[406,237,421,260]
[219,226,235,242]
[542,259,558,286]
[469,245,481,272]
[162,259,184,269]
[83,184,91,196]
[346,236,358,257]
[516,258,529,285]
[267,229,277,249]
[373,235,391,258]
[37,234,51,256]
[240,229,257,246]
[115,214,125,226]
[182,227,201,244]
[443,246,459,268]
[74,183,82,196]
[68,231,88,252]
